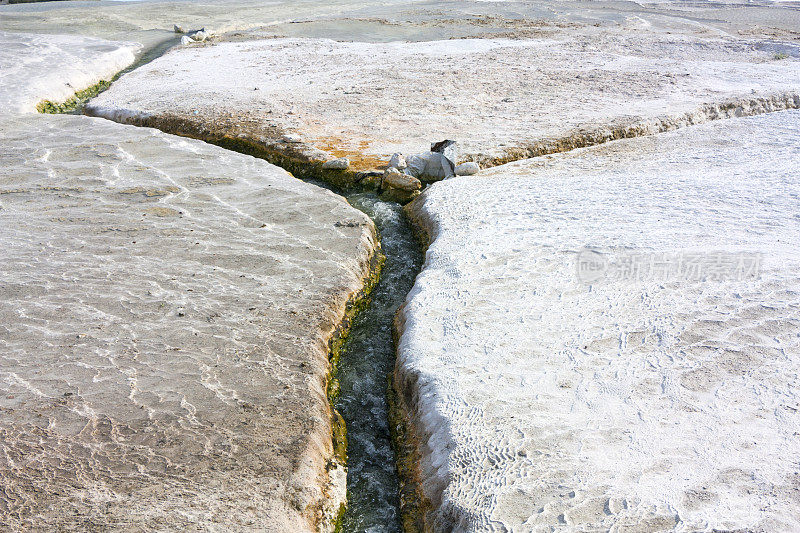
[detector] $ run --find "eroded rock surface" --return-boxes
[0,114,377,531]
[87,28,800,173]
[396,110,800,531]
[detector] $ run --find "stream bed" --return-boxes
[67,41,424,528]
[336,192,423,532]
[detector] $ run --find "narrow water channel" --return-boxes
[336,193,422,532]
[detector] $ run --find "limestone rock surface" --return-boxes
[0,30,139,114]
[397,110,800,531]
[86,30,800,171]
[0,114,377,532]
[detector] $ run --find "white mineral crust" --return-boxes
[398,110,800,531]
[0,113,375,531]
[0,31,139,114]
[86,32,800,169]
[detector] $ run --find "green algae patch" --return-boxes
[331,501,347,533]
[331,409,349,465]
[36,79,112,114]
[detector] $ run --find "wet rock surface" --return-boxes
[397,109,800,531]
[0,114,377,531]
[0,30,139,113]
[3,1,800,530]
[380,168,422,204]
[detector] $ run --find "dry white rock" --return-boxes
[389,152,407,170]
[322,157,349,170]
[398,109,800,531]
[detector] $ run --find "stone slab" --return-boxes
[0,113,377,531]
[86,27,800,172]
[397,109,800,531]
[0,30,139,113]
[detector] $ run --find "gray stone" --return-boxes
[322,157,349,170]
[423,152,455,181]
[455,161,480,176]
[389,152,407,170]
[282,134,302,143]
[403,152,430,179]
[173,24,185,34]
[431,139,458,170]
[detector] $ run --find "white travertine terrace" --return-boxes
[86,29,800,170]
[0,31,139,114]
[398,110,800,531]
[0,22,378,531]
[2,0,799,529]
[0,113,376,530]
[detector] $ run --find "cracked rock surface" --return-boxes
[0,113,377,531]
[397,109,800,531]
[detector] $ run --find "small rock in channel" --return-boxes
[322,158,350,170]
[455,162,480,176]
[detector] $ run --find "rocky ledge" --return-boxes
[85,26,800,190]
[0,113,378,531]
[395,109,800,531]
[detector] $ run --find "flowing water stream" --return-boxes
[336,193,422,532]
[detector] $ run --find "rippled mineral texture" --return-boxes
[0,25,377,532]
[85,25,800,173]
[0,113,377,531]
[395,109,800,531]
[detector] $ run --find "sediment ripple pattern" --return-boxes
[0,114,377,531]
